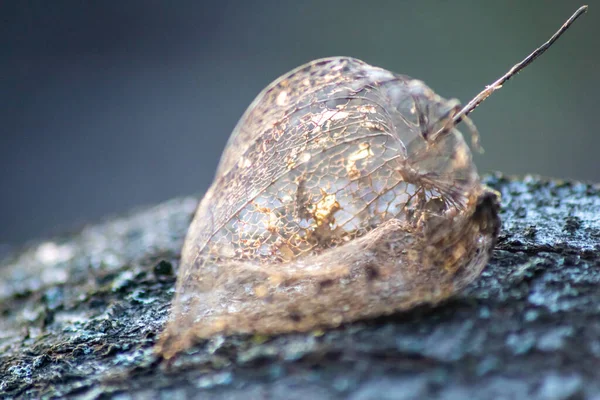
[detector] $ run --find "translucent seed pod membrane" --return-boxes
[157,57,501,358]
[156,5,588,358]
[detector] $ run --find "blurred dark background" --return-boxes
[1,1,598,246]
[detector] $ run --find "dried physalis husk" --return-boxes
[157,7,587,359]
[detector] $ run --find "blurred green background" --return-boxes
[1,0,597,245]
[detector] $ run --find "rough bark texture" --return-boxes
[1,174,599,400]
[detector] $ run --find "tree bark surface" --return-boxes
[1,175,599,399]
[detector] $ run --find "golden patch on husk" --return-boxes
[156,6,586,359]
